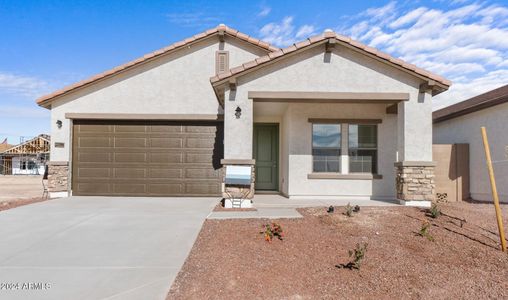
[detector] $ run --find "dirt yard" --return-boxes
[0,175,44,200]
[168,202,508,299]
[0,175,47,211]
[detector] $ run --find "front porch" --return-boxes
[251,99,401,201]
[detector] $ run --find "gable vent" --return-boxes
[216,51,229,74]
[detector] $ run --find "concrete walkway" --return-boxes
[252,194,399,208]
[207,207,302,219]
[0,196,216,300]
[207,195,398,219]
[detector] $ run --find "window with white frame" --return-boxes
[311,121,378,174]
[348,124,377,174]
[312,124,341,172]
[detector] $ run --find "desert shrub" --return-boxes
[428,203,441,219]
[337,243,368,270]
[344,203,354,217]
[260,222,284,242]
[418,221,434,241]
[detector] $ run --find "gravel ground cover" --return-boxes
[168,201,508,299]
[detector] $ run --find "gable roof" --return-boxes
[0,134,51,155]
[0,143,13,153]
[36,24,279,108]
[433,84,508,123]
[211,30,451,95]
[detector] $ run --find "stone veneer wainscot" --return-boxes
[48,161,69,194]
[395,162,436,202]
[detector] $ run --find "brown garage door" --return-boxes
[72,120,223,196]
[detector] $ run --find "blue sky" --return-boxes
[1,0,507,143]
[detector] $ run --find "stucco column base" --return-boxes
[395,161,436,207]
[48,161,70,198]
[221,159,255,207]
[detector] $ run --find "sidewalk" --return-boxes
[252,194,399,208]
[207,194,398,219]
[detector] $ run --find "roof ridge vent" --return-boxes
[323,28,335,38]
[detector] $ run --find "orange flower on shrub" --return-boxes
[260,222,284,242]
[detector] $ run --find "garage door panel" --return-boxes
[148,183,183,195]
[72,120,223,196]
[115,125,147,133]
[185,182,220,194]
[78,168,111,178]
[114,153,147,163]
[114,168,147,178]
[150,125,183,133]
[185,126,216,133]
[114,183,147,194]
[149,169,182,179]
[185,153,213,163]
[77,124,113,133]
[150,138,183,148]
[186,137,216,148]
[149,153,183,163]
[79,152,112,163]
[115,137,147,148]
[185,168,220,179]
[76,182,110,194]
[78,137,112,148]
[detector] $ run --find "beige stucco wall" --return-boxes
[224,43,435,198]
[286,103,397,198]
[434,102,508,202]
[224,44,433,163]
[49,36,267,162]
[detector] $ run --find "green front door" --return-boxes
[253,124,278,190]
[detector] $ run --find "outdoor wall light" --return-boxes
[56,120,62,129]
[235,106,242,119]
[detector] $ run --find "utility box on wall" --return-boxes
[433,144,469,202]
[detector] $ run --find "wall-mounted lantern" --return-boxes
[56,120,62,129]
[235,106,242,119]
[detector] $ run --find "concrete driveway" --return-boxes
[0,196,217,300]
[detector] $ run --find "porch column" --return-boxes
[223,89,253,160]
[222,88,255,200]
[396,90,435,206]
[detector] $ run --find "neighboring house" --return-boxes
[434,84,508,203]
[37,25,450,206]
[0,134,50,175]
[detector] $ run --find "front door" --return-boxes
[253,124,278,190]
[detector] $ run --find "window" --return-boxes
[348,124,377,173]
[312,124,341,172]
[27,161,37,170]
[310,120,379,175]
[215,51,229,74]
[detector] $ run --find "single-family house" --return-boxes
[37,25,450,206]
[434,84,508,202]
[0,134,50,175]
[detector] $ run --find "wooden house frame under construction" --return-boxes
[0,134,50,175]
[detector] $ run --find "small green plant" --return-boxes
[427,203,441,219]
[418,221,434,241]
[260,222,284,242]
[336,243,368,270]
[344,203,354,217]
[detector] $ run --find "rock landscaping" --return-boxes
[168,201,508,299]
